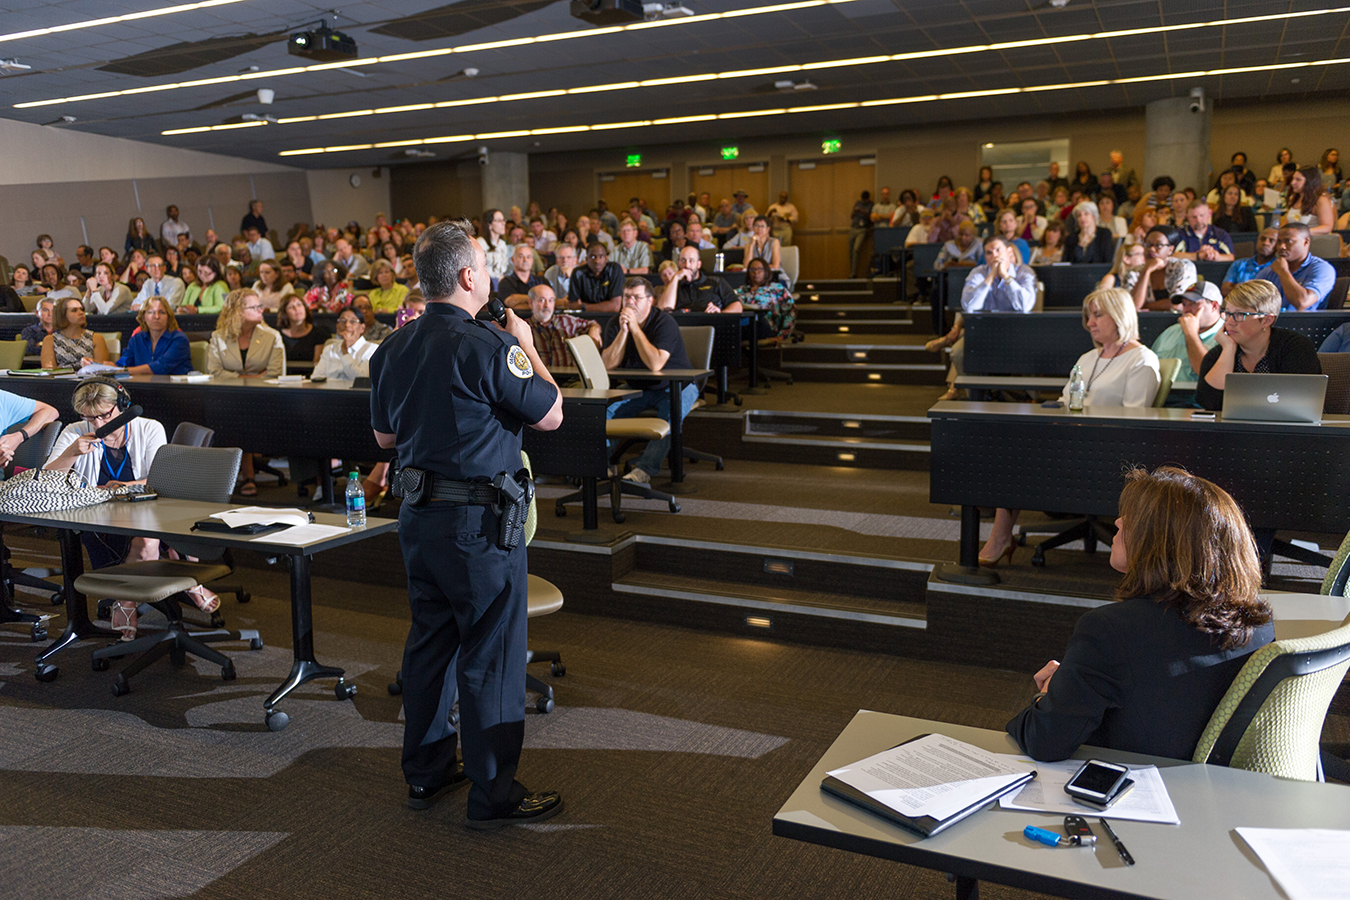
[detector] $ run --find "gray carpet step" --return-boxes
[772,361,947,385]
[782,342,940,366]
[795,304,913,323]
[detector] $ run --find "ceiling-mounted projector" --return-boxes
[570,0,644,26]
[288,25,358,62]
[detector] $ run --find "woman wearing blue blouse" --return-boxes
[116,297,193,375]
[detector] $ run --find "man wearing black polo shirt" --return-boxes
[497,244,545,310]
[601,277,696,485]
[567,242,624,312]
[658,246,742,313]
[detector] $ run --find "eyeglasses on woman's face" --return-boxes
[80,406,118,424]
[1220,308,1268,323]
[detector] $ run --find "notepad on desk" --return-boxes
[822,733,1037,837]
[169,372,211,383]
[996,757,1180,824]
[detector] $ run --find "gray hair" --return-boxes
[1072,201,1099,225]
[413,218,477,301]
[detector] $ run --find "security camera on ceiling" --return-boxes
[570,0,644,26]
[1189,86,1205,113]
[478,146,490,167]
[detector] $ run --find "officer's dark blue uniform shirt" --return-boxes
[369,303,557,481]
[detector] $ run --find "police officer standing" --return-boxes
[369,219,564,828]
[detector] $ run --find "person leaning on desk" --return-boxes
[1007,466,1274,761]
[1195,280,1322,411]
[978,289,1160,567]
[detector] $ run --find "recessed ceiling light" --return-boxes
[0,0,252,45]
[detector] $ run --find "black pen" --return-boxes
[1099,818,1135,866]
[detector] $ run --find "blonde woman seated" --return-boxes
[41,297,109,369]
[207,289,285,496]
[978,288,1160,567]
[1195,280,1321,411]
[251,260,294,312]
[1095,241,1145,291]
[313,306,378,380]
[722,210,757,249]
[44,379,215,640]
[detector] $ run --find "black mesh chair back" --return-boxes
[8,421,62,473]
[146,445,242,504]
[170,422,216,448]
[1319,353,1350,416]
[679,325,715,392]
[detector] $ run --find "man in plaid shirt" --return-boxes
[528,284,601,368]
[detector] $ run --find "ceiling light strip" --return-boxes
[14,0,867,109]
[157,6,1350,136]
[0,0,251,45]
[274,56,1350,157]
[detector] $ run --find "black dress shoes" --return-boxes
[464,791,564,830]
[407,763,468,810]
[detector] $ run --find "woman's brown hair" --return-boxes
[136,296,179,333]
[1114,466,1271,650]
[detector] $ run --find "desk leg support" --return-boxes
[948,874,979,900]
[262,554,350,731]
[665,380,696,494]
[743,316,766,395]
[566,476,611,544]
[34,530,111,679]
[933,504,999,586]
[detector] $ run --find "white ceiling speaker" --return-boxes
[257,88,275,105]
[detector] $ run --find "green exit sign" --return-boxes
[721,146,739,160]
[821,138,842,155]
[626,153,642,168]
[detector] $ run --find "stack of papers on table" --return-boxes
[208,507,351,545]
[822,733,1037,836]
[995,757,1180,824]
[1237,828,1350,900]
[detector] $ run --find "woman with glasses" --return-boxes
[313,305,378,380]
[1121,225,1197,311]
[115,297,193,376]
[41,297,108,369]
[1195,280,1322,411]
[208,289,285,496]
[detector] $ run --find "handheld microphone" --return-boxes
[95,404,143,439]
[486,296,507,326]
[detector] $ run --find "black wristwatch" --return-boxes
[17,430,29,443]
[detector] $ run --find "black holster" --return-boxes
[493,468,532,551]
[389,458,431,507]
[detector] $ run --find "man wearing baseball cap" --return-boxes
[1150,280,1224,406]
[731,190,751,217]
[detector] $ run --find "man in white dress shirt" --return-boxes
[132,256,185,310]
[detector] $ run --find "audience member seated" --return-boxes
[1098,194,1129,238]
[68,245,97,281]
[244,224,275,262]
[42,297,108,369]
[278,294,330,363]
[979,182,1006,218]
[989,209,1030,264]
[1212,183,1257,234]
[497,244,545,310]
[1096,242,1144,291]
[1006,466,1273,761]
[568,243,624,312]
[10,265,39,297]
[658,246,742,313]
[661,220,691,261]
[888,189,922,228]
[252,260,294,312]
[115,298,193,375]
[124,217,158,257]
[526,284,600,369]
[82,262,134,315]
[979,289,1161,567]
[1173,200,1235,262]
[287,241,315,282]
[1220,227,1278,296]
[544,244,579,300]
[928,197,961,246]
[1142,175,1175,215]
[45,380,179,639]
[332,237,370,281]
[529,217,557,254]
[366,259,408,313]
[1029,219,1066,264]
[34,233,60,266]
[304,260,351,313]
[134,255,185,310]
[1321,322,1350,352]
[1014,196,1046,243]
[743,215,782,271]
[1123,225,1198,311]
[1284,167,1335,235]
[118,249,149,288]
[1268,148,1293,190]
[735,258,796,343]
[1196,280,1322,411]
[349,294,392,343]
[904,208,935,246]
[1066,202,1116,264]
[611,219,651,276]
[1256,223,1335,311]
[21,297,56,355]
[313,305,378,380]
[240,200,267,237]
[397,291,426,327]
[208,289,284,496]
[222,265,245,293]
[1150,282,1224,405]
[935,220,983,269]
[602,277,696,486]
[182,257,228,314]
[576,215,613,256]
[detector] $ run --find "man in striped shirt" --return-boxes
[527,284,601,368]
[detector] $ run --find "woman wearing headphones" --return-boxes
[44,378,216,640]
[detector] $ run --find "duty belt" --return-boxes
[424,477,500,504]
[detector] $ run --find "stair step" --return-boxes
[773,361,947,384]
[797,321,916,335]
[796,305,913,322]
[746,410,931,441]
[783,344,938,364]
[613,570,927,629]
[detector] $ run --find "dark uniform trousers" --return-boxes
[399,500,529,819]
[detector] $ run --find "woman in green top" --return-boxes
[181,257,228,314]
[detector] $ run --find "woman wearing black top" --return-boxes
[1195,280,1322,411]
[1071,161,1095,195]
[124,217,158,257]
[1212,184,1256,234]
[277,294,330,363]
[1065,202,1116,264]
[1007,466,1273,761]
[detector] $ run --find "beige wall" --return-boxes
[306,167,392,231]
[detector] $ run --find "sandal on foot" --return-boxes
[186,585,220,614]
[111,601,138,642]
[238,479,257,497]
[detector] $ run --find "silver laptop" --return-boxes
[1222,373,1328,424]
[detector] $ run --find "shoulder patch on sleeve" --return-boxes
[506,344,534,379]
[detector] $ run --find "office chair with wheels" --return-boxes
[553,334,680,523]
[0,421,64,638]
[84,445,263,696]
[1321,531,1350,597]
[1018,360,1181,565]
[1193,615,1350,781]
[658,326,722,470]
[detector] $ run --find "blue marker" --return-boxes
[1024,825,1065,847]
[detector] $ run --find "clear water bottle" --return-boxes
[345,470,366,527]
[1067,364,1086,411]
[714,252,725,273]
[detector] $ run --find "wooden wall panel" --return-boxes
[790,157,876,279]
[688,164,770,214]
[598,170,671,216]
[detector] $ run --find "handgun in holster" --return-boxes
[493,468,533,550]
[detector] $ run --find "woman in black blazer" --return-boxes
[1065,202,1117,264]
[1007,466,1274,761]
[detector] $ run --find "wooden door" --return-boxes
[597,169,671,218]
[688,163,770,215]
[790,157,876,279]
